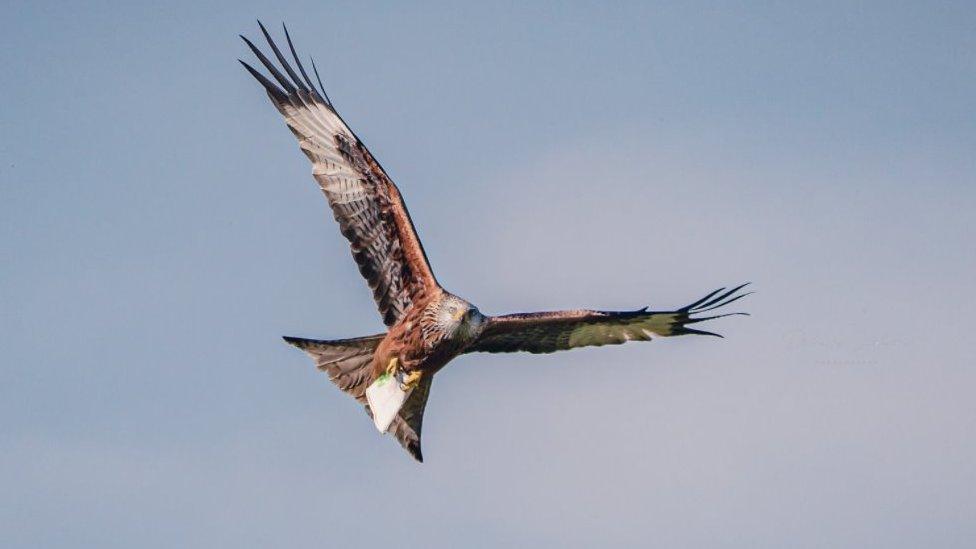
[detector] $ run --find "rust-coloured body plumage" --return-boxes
[371,290,447,378]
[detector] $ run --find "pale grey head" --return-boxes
[434,293,487,342]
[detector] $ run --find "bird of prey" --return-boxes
[240,22,749,462]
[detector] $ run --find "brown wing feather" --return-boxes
[241,24,438,326]
[466,284,751,354]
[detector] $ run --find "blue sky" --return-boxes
[2,1,974,547]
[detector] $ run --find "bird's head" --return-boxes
[436,294,486,341]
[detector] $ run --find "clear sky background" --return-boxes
[2,1,974,547]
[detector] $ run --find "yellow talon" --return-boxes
[385,357,421,390]
[401,369,423,391]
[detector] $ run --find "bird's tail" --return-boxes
[283,334,433,462]
[283,334,384,401]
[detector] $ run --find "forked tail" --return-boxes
[283,334,433,462]
[283,334,384,401]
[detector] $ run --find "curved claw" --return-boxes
[400,369,423,391]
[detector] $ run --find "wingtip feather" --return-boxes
[282,22,321,97]
[240,31,296,94]
[669,283,752,337]
[310,57,333,106]
[258,19,307,93]
[238,59,287,101]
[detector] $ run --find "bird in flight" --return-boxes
[240,22,750,462]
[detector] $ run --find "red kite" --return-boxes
[240,23,749,462]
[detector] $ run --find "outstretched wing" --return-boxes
[240,22,439,326]
[466,284,750,354]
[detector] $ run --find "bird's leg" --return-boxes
[400,369,423,391]
[385,356,421,390]
[385,357,399,376]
